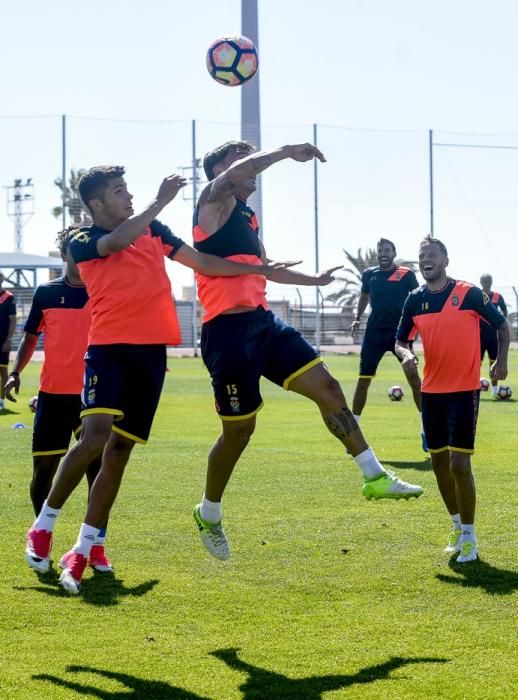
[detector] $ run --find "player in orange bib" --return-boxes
[24,165,294,594]
[5,227,112,573]
[396,236,510,563]
[191,140,424,561]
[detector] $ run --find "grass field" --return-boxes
[1,353,517,699]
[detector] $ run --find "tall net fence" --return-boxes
[1,115,517,351]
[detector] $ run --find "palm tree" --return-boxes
[52,168,91,226]
[326,247,418,310]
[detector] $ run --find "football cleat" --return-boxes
[193,504,230,560]
[444,529,462,553]
[362,472,424,500]
[88,545,114,573]
[58,551,88,595]
[456,538,478,563]
[25,528,53,573]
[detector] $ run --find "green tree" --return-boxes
[52,168,91,226]
[326,247,418,309]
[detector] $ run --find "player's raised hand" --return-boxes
[313,266,343,286]
[4,373,20,402]
[157,174,188,205]
[289,143,326,163]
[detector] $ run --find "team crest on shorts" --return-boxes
[230,396,240,413]
[451,295,459,306]
[87,389,96,404]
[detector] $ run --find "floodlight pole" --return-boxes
[191,119,199,357]
[61,115,67,230]
[313,122,321,351]
[429,129,434,237]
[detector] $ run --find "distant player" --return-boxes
[191,140,424,562]
[479,273,507,397]
[24,166,299,595]
[396,237,510,562]
[0,272,17,410]
[5,227,113,572]
[350,239,426,450]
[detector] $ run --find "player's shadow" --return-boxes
[15,568,159,606]
[382,459,431,472]
[210,648,449,699]
[33,665,210,699]
[436,557,518,595]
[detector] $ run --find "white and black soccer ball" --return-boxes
[388,385,404,401]
[496,385,512,400]
[28,396,38,413]
[480,377,490,391]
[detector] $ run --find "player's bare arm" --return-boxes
[490,320,510,381]
[395,340,419,372]
[173,245,301,278]
[261,264,342,286]
[97,175,187,256]
[351,292,370,334]
[4,332,38,402]
[200,143,326,208]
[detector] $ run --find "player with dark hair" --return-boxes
[350,238,425,449]
[0,272,17,410]
[479,273,507,397]
[396,236,510,562]
[24,166,300,594]
[5,227,113,572]
[191,140,424,561]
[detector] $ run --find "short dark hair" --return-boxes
[203,141,255,180]
[78,165,125,211]
[480,273,492,282]
[56,225,82,257]
[419,235,448,256]
[376,238,396,253]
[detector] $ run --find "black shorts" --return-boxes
[201,307,321,419]
[480,325,498,362]
[421,390,480,454]
[81,344,167,444]
[0,351,9,367]
[359,327,407,377]
[32,392,82,456]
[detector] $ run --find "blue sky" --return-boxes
[2,0,518,308]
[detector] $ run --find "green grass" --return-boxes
[1,353,517,699]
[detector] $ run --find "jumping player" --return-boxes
[479,274,507,397]
[25,166,295,594]
[350,239,425,450]
[396,237,509,562]
[191,140,424,561]
[5,227,112,572]
[0,272,17,410]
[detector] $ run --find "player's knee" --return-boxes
[319,374,346,406]
[223,423,255,450]
[450,453,472,476]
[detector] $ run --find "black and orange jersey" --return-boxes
[193,199,267,322]
[480,290,507,331]
[361,265,419,331]
[69,220,185,346]
[24,277,90,394]
[397,279,506,393]
[0,289,16,340]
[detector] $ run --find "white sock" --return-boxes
[450,513,461,530]
[354,448,386,480]
[461,523,476,540]
[492,385,498,395]
[72,523,100,557]
[94,527,107,546]
[200,495,222,523]
[33,500,61,532]
[419,411,424,432]
[353,414,361,425]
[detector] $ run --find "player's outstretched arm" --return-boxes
[97,175,187,256]
[4,332,38,402]
[201,143,326,204]
[262,265,342,286]
[174,245,301,278]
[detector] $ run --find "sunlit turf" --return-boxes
[1,352,516,699]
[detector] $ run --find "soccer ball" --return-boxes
[206,35,258,86]
[388,385,404,401]
[480,377,490,391]
[28,396,38,413]
[496,385,512,400]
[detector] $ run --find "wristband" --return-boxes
[10,370,19,376]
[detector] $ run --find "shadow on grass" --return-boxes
[210,648,449,699]
[33,665,210,699]
[382,459,432,472]
[15,568,159,606]
[436,557,518,595]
